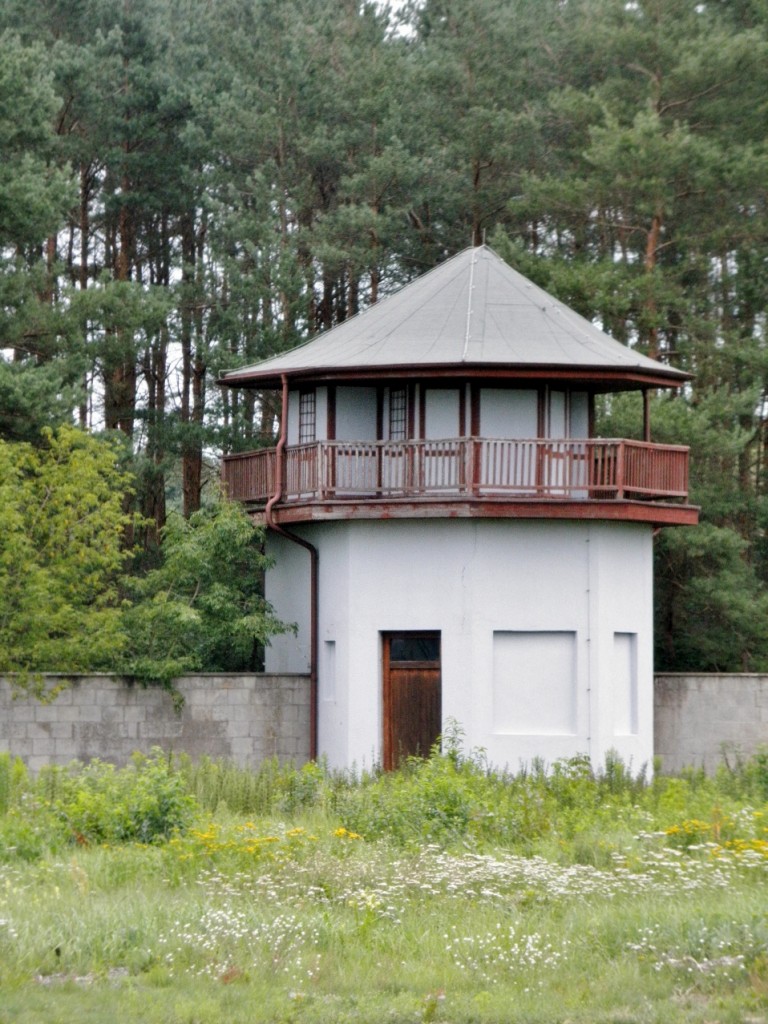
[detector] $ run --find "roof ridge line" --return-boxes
[461,247,480,361]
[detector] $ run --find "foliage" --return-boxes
[180,755,330,817]
[119,496,292,685]
[0,32,74,250]
[36,750,196,846]
[0,426,136,676]
[655,524,768,671]
[0,753,27,817]
[0,31,82,439]
[2,748,768,1021]
[3,0,768,667]
[0,358,84,443]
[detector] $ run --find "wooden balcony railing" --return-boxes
[222,438,690,506]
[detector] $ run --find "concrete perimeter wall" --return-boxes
[2,673,768,774]
[655,674,768,774]
[0,675,311,772]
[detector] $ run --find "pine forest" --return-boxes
[2,0,768,675]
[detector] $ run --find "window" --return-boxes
[389,387,407,440]
[389,634,440,662]
[299,390,316,443]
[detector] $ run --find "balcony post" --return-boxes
[615,440,626,499]
[318,442,326,500]
[471,438,481,496]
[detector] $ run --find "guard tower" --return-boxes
[221,246,697,770]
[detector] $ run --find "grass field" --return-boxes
[1,743,768,1023]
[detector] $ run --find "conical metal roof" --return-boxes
[220,246,689,389]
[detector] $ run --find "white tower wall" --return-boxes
[264,519,654,774]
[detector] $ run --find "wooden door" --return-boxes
[383,633,441,770]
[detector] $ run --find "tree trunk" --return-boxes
[643,204,664,361]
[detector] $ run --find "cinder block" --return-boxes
[224,721,251,740]
[33,704,60,723]
[139,720,183,740]
[223,689,250,706]
[229,738,255,757]
[96,688,121,706]
[31,737,56,756]
[186,688,218,708]
[210,704,234,722]
[49,723,74,740]
[55,707,88,723]
[25,722,51,741]
[122,706,147,724]
[47,687,74,706]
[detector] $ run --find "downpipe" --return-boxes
[265,374,318,761]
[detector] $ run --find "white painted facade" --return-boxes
[264,518,654,773]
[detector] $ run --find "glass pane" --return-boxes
[389,388,407,440]
[299,391,316,443]
[390,635,440,662]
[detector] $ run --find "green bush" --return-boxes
[332,740,660,851]
[38,749,196,845]
[334,743,555,848]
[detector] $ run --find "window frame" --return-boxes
[298,389,317,444]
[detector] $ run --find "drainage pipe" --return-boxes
[264,374,318,761]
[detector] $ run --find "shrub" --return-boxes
[39,749,196,845]
[334,742,555,848]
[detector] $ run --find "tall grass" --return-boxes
[4,740,768,856]
[2,742,768,1023]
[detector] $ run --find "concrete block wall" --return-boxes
[3,673,767,774]
[0,675,311,772]
[654,674,768,774]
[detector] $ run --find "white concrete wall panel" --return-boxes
[492,631,577,734]
[264,532,312,674]
[548,390,567,438]
[287,390,300,445]
[314,523,352,764]
[479,389,538,438]
[612,632,639,736]
[424,389,461,438]
[315,388,328,441]
[586,524,653,770]
[570,392,589,437]
[335,386,377,440]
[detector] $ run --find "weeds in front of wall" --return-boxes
[5,739,768,858]
[3,742,768,1022]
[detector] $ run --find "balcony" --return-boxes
[222,438,693,525]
